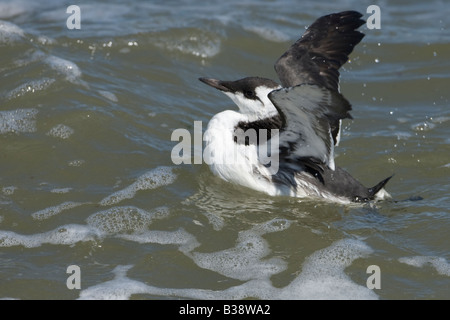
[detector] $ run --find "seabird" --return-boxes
[199,11,392,203]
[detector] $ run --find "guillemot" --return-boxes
[199,11,392,203]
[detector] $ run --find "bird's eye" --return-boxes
[244,90,255,99]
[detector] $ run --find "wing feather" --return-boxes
[268,84,351,171]
[274,11,365,91]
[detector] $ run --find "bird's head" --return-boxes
[199,77,281,119]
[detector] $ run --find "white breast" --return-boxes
[203,110,281,195]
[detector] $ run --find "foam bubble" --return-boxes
[399,256,450,276]
[50,188,72,194]
[279,239,378,300]
[411,121,436,132]
[79,264,230,300]
[245,26,290,42]
[156,30,221,58]
[2,186,17,195]
[78,238,378,300]
[40,224,98,246]
[44,55,82,83]
[99,166,177,206]
[47,124,74,139]
[68,159,85,167]
[202,211,225,231]
[1,205,173,248]
[394,131,412,140]
[36,35,56,46]
[31,202,84,220]
[78,264,271,300]
[11,51,83,87]
[7,78,56,100]
[0,20,24,43]
[86,206,169,236]
[118,228,191,244]
[98,90,118,102]
[191,219,291,281]
[0,224,96,248]
[250,218,291,235]
[0,108,38,134]
[79,265,153,300]
[118,228,199,254]
[431,116,450,124]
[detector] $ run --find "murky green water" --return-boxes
[1,0,449,300]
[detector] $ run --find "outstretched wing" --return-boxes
[268,84,351,172]
[274,11,365,91]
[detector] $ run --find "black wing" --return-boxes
[268,84,351,171]
[274,11,365,91]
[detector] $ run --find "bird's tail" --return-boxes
[368,175,394,199]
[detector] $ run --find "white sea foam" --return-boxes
[3,213,374,300]
[78,265,154,300]
[44,55,82,83]
[87,206,197,253]
[0,108,38,134]
[98,90,118,102]
[278,239,378,299]
[7,78,56,100]
[31,202,85,220]
[399,256,450,276]
[78,237,377,300]
[99,166,177,206]
[202,211,225,231]
[36,35,56,45]
[86,206,154,235]
[86,206,169,236]
[118,228,199,254]
[2,201,376,299]
[245,26,290,42]
[50,187,72,194]
[46,124,74,139]
[68,159,85,167]
[0,20,25,43]
[78,264,227,300]
[1,205,171,248]
[2,186,17,195]
[191,219,291,281]
[0,224,96,248]
[411,121,436,132]
[156,31,221,58]
[431,116,449,124]
[11,51,83,85]
[394,131,412,140]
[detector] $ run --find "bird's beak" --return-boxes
[199,77,231,92]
